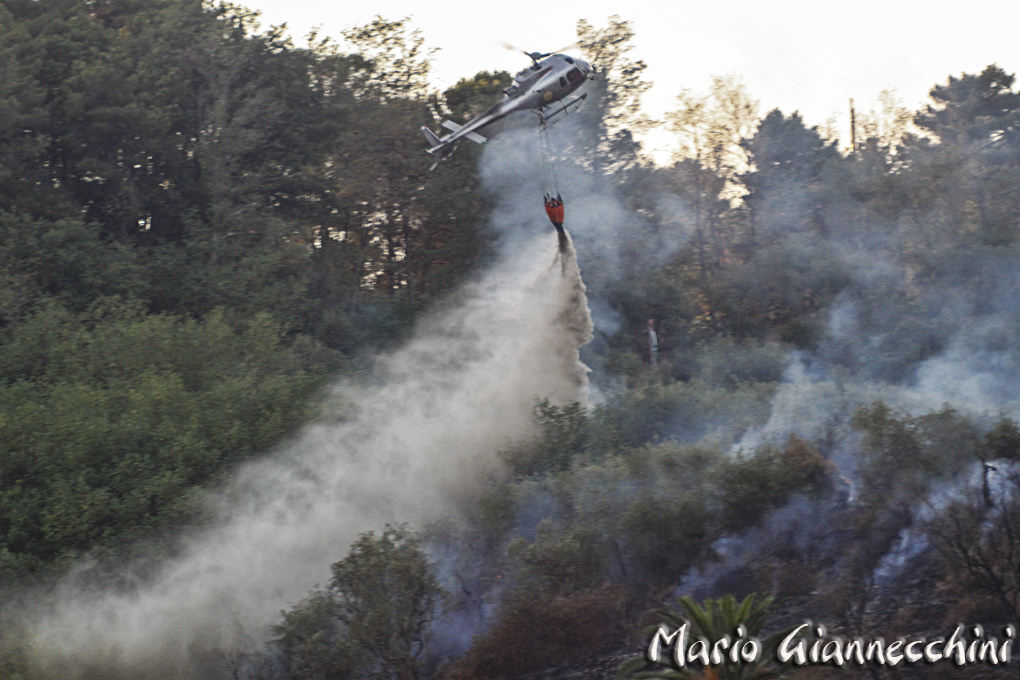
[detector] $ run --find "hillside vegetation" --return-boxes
[3,2,1020,679]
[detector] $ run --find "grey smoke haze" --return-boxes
[482,118,685,278]
[734,292,1020,458]
[18,123,594,679]
[726,185,1020,456]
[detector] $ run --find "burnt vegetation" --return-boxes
[2,2,1020,679]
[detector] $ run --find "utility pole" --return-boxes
[849,98,857,153]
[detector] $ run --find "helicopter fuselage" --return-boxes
[422,53,593,169]
[503,53,592,110]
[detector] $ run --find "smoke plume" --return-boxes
[16,130,594,679]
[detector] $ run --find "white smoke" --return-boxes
[19,129,594,679]
[734,295,1020,457]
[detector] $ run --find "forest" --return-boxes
[2,1,1020,678]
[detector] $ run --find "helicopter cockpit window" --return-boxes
[566,68,583,83]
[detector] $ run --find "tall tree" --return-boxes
[342,16,435,101]
[668,76,759,271]
[907,65,1020,245]
[274,525,444,680]
[740,109,840,244]
[575,15,652,173]
[916,64,1020,148]
[324,17,486,312]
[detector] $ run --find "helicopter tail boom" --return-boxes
[422,119,490,171]
[440,119,488,144]
[421,126,443,149]
[421,126,462,171]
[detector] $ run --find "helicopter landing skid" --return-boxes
[535,92,588,128]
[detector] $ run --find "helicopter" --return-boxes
[421,48,595,170]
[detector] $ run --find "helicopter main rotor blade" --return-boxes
[500,41,581,59]
[547,41,579,55]
[499,41,531,58]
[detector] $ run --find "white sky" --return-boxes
[243,0,1018,162]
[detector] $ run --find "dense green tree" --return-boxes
[0,300,333,576]
[905,64,1020,245]
[916,65,1020,147]
[272,590,361,680]
[0,2,57,218]
[0,1,505,589]
[851,403,977,507]
[312,17,491,322]
[330,525,443,680]
[741,110,841,243]
[274,525,443,680]
[342,16,434,101]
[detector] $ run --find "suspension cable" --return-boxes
[538,122,561,197]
